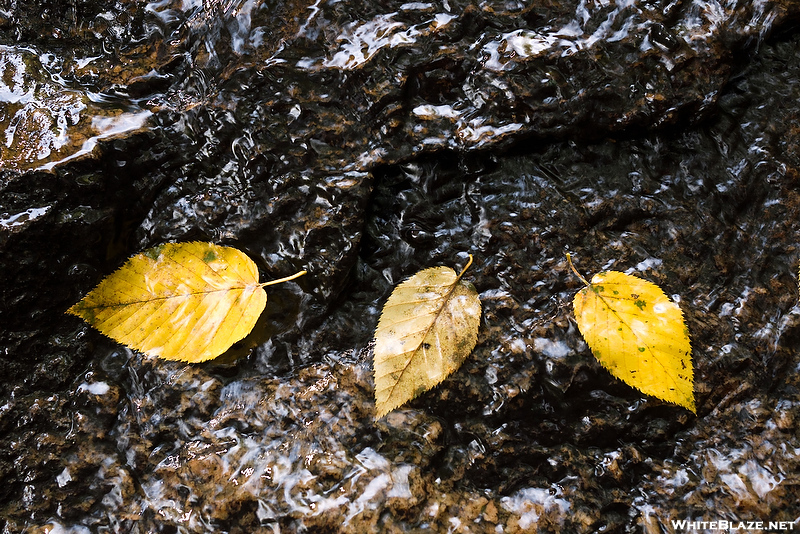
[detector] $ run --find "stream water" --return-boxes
[1,0,799,531]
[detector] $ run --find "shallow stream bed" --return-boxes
[1,0,799,531]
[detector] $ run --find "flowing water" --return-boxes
[1,0,799,531]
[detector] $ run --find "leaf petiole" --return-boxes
[457,254,474,280]
[566,253,590,286]
[260,270,307,288]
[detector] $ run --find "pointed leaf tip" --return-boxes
[373,259,481,418]
[68,242,271,363]
[572,270,695,413]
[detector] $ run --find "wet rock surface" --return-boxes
[2,0,800,531]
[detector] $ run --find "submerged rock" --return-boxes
[1,0,800,531]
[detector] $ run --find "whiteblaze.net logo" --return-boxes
[671,520,797,531]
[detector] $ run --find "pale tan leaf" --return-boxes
[373,257,481,417]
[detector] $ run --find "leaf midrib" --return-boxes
[77,285,257,310]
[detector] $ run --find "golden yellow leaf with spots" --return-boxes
[373,256,481,418]
[67,242,305,363]
[571,264,694,413]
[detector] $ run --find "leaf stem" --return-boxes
[457,254,474,280]
[566,253,590,286]
[260,270,307,288]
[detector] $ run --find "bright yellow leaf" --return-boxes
[67,242,305,363]
[373,256,481,418]
[570,262,695,413]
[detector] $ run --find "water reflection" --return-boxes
[1,0,787,173]
[0,46,152,172]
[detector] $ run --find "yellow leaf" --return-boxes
[68,242,305,363]
[570,261,695,413]
[373,256,481,418]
